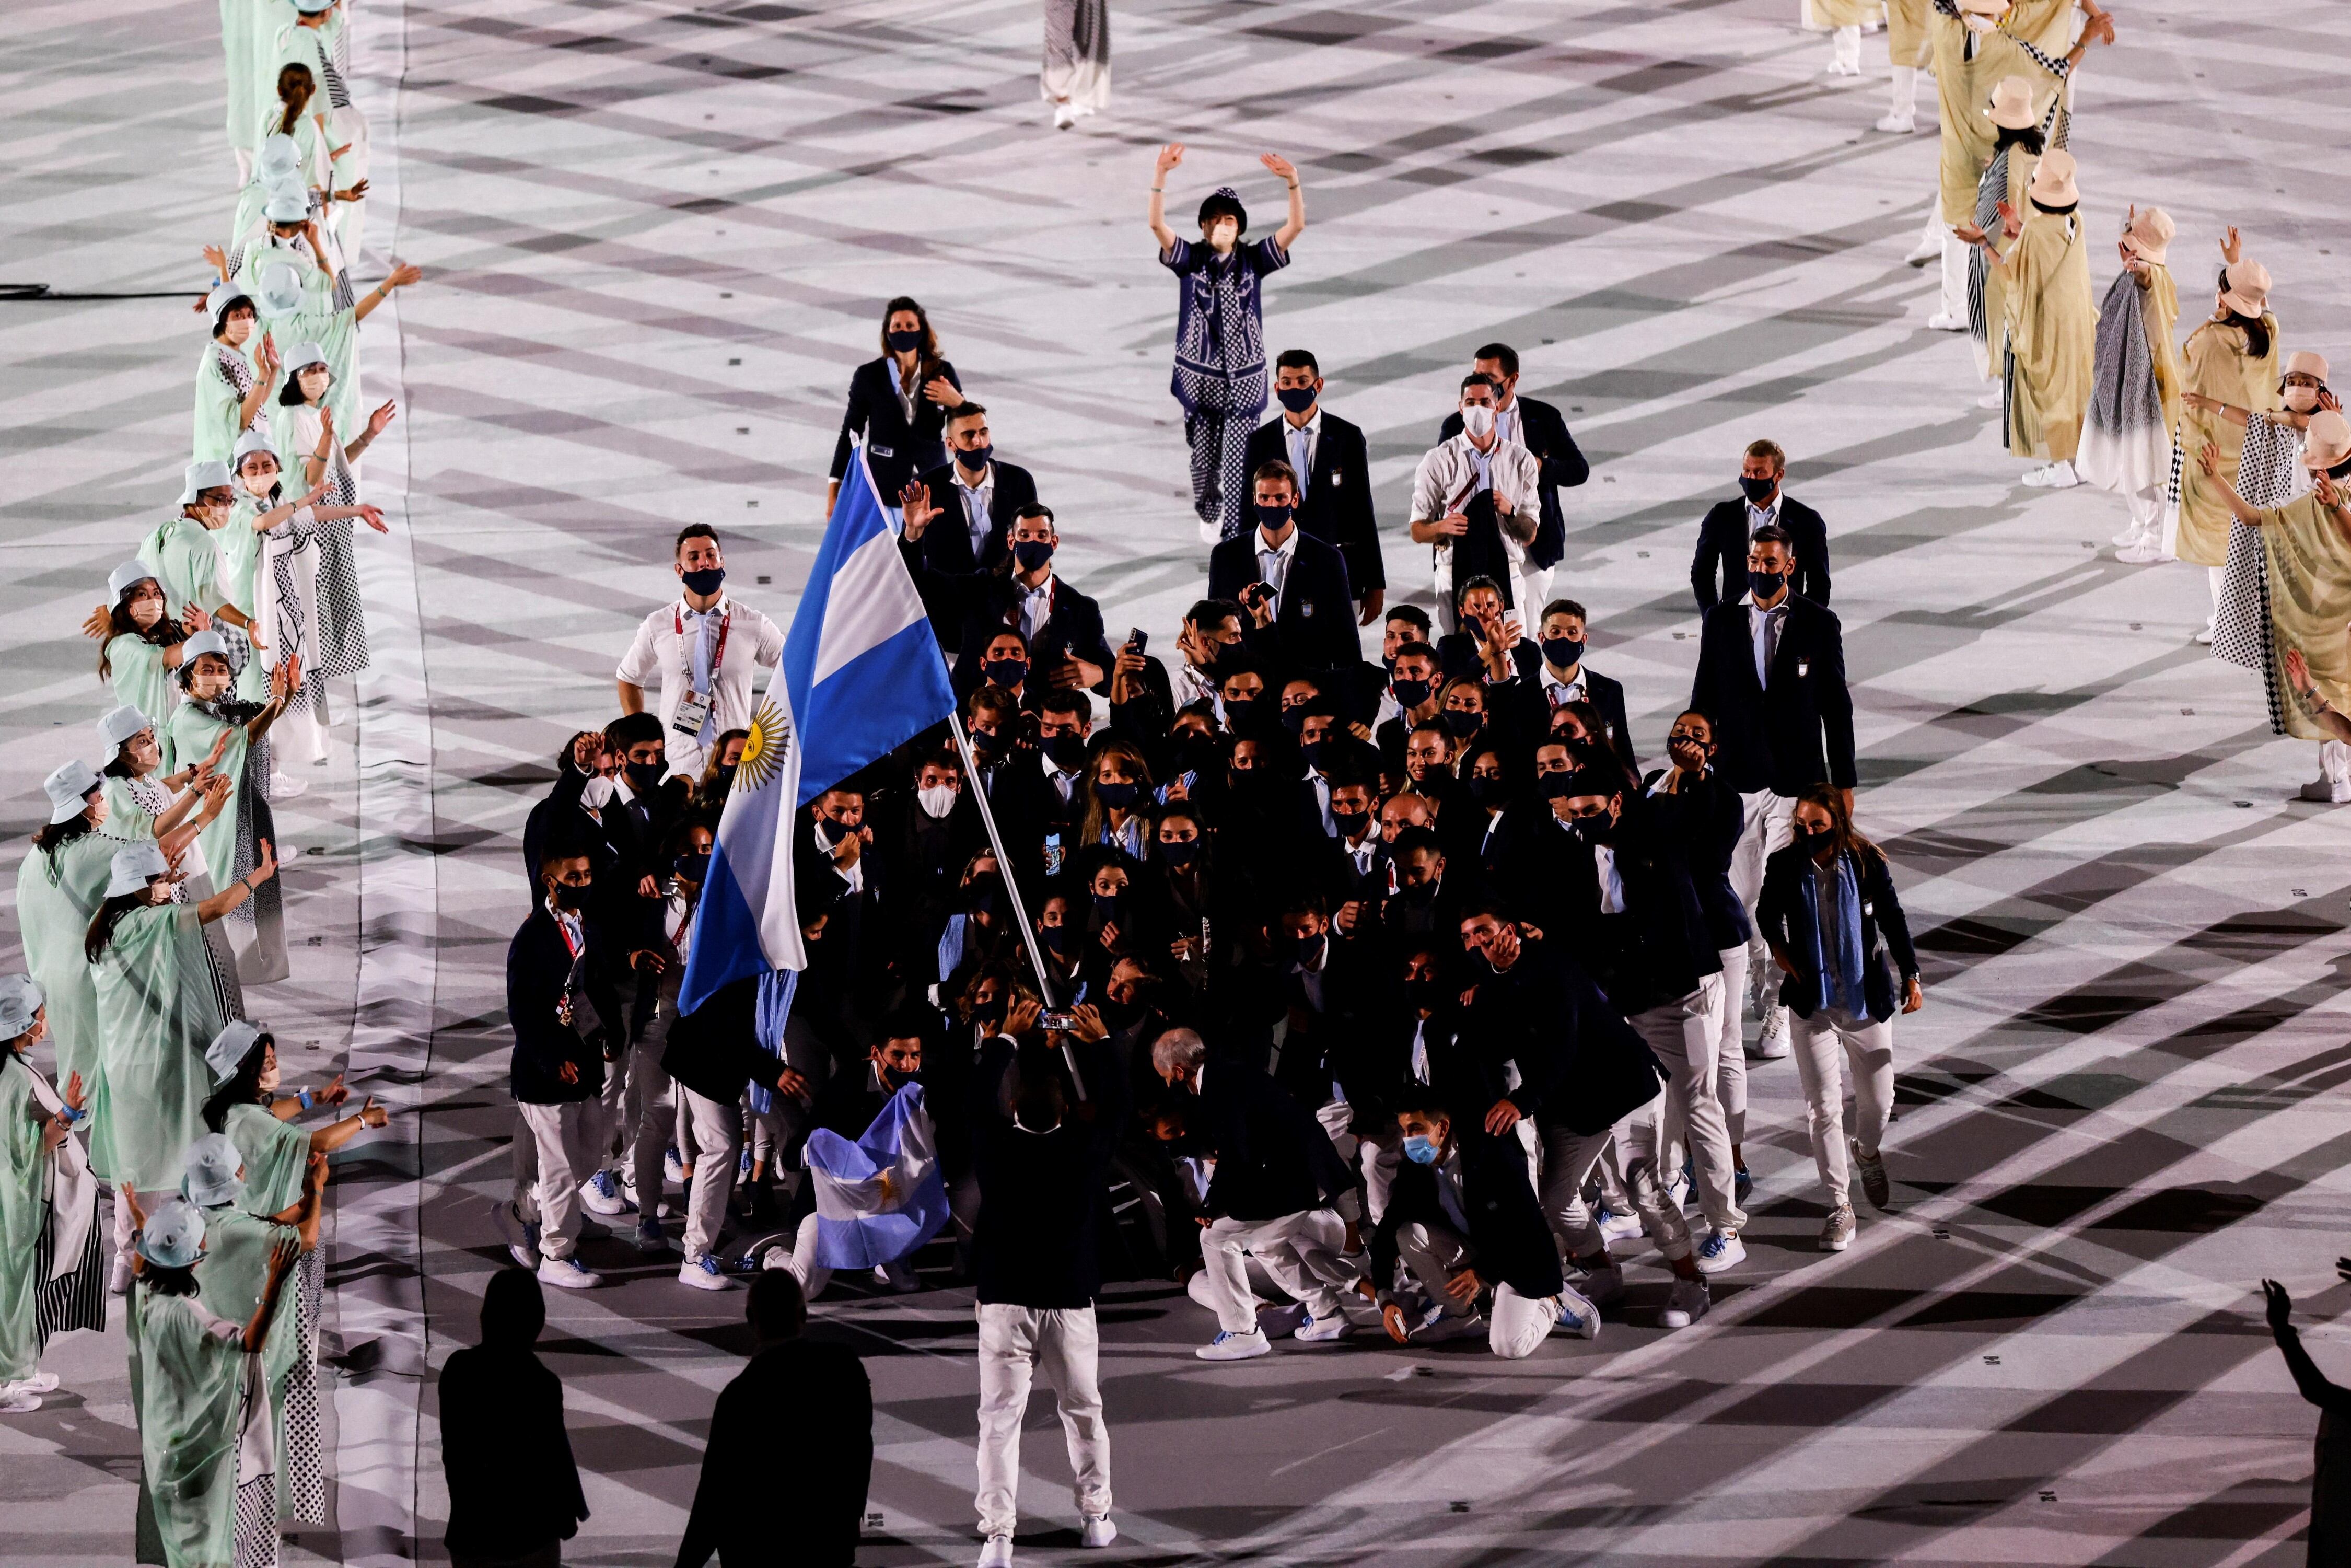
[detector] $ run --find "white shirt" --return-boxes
[1017,574,1055,642]
[614,592,785,771]
[1743,591,1788,689]
[812,822,864,894]
[950,461,994,556]
[1283,409,1322,495]
[1408,1016,1430,1084]
[1174,660,1220,712]
[1493,397,1523,451]
[1254,526,1301,611]
[1591,838,1626,915]
[1745,490,1782,537]
[1043,751,1080,806]
[1540,665,1588,710]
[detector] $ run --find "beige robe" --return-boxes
[2174,316,2283,567]
[1887,0,1932,65]
[1933,20,2066,225]
[2002,208,2097,463]
[1978,147,2040,384]
[2261,491,2351,740]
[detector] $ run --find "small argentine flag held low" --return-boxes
[805,1083,951,1270]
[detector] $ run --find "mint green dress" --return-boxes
[195,342,259,469]
[225,1102,307,1221]
[163,702,250,888]
[0,1055,51,1381]
[127,1285,250,1568]
[88,905,223,1192]
[141,512,227,625]
[106,634,179,729]
[11,831,126,1089]
[195,1205,302,1524]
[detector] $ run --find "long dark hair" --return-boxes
[203,1033,274,1133]
[86,891,148,963]
[1794,782,1883,870]
[97,591,188,681]
[2216,273,2273,359]
[275,63,315,136]
[879,295,941,377]
[32,811,94,856]
[141,1262,202,1298]
[1994,125,2044,156]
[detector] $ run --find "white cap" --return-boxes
[108,558,160,601]
[43,760,102,825]
[182,1133,246,1208]
[179,629,230,666]
[255,260,307,320]
[263,185,310,225]
[0,974,43,1038]
[136,1197,207,1269]
[180,459,232,505]
[205,283,249,327]
[282,341,329,377]
[206,1019,266,1086]
[98,704,154,749]
[232,427,281,470]
[106,840,170,898]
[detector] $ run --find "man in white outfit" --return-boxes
[1409,375,1543,636]
[615,524,785,784]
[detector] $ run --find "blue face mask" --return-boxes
[1402,1134,1440,1165]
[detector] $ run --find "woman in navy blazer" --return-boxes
[827,296,964,513]
[1756,785,1922,1252]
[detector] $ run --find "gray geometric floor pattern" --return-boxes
[4,0,2350,1563]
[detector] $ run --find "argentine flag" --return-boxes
[679,445,955,1014]
[804,1082,950,1269]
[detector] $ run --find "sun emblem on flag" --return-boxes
[736,698,793,791]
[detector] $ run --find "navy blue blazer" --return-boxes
[829,356,964,498]
[1756,843,1919,1022]
[1206,529,1359,675]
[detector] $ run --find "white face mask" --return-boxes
[1461,404,1497,439]
[2284,384,2322,414]
[916,784,958,820]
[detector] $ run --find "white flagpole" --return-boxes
[945,710,1087,1100]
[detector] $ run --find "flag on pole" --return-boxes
[678,445,954,1015]
[804,1082,950,1269]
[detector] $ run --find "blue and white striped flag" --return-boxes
[805,1082,950,1269]
[679,444,954,1014]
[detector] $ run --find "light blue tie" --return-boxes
[1288,426,1311,495]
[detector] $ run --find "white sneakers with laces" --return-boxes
[1196,1326,1272,1361]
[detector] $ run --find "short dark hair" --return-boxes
[675,524,719,559]
[920,747,964,777]
[1274,348,1320,377]
[1472,342,1520,377]
[1393,640,1439,665]
[1386,606,1432,635]
[1743,438,1786,472]
[1751,522,1795,550]
[1390,825,1442,858]
[1188,598,1242,630]
[1460,373,1497,394]
[1540,598,1588,625]
[1456,575,1505,608]
[1038,689,1089,723]
[747,1269,806,1340]
[1251,460,1300,496]
[1457,896,1516,927]
[606,711,665,751]
[1014,503,1056,529]
[946,400,988,426]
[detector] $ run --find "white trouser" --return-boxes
[1938,227,1968,321]
[1359,1132,1401,1226]
[1519,564,1555,619]
[975,1304,1112,1539]
[1887,64,1917,119]
[1712,943,1750,1142]
[514,1100,595,1261]
[599,1037,673,1214]
[1788,1005,1895,1204]
[1630,975,1745,1233]
[1539,1111,1692,1263]
[2318,740,2351,787]
[1729,789,1796,1023]
[762,1211,832,1302]
[1393,1222,1558,1360]
[678,1086,741,1263]
[1832,24,1860,69]
[2123,486,2166,544]
[1197,1212,1354,1334]
[2208,565,2226,624]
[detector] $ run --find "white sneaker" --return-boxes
[1294,1312,1353,1342]
[265,772,308,800]
[2299,775,2351,805]
[1052,101,1078,130]
[2115,541,2169,564]
[1598,1207,1643,1244]
[0,1388,40,1414]
[1925,311,1966,332]
[579,1170,630,1216]
[1751,1009,1792,1061]
[5,1372,60,1395]
[1553,1285,1602,1341]
[1080,1515,1118,1548]
[1695,1229,1747,1274]
[537,1255,600,1290]
[2193,621,2216,646]
[665,1145,687,1185]
[1660,1276,1710,1329]
[679,1255,735,1291]
[1976,388,2003,410]
[1821,1203,1857,1252]
[1196,1327,1272,1361]
[1414,1308,1488,1343]
[1873,111,1916,133]
[979,1535,1014,1568]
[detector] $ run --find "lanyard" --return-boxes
[674,603,732,698]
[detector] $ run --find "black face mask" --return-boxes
[1539,772,1578,799]
[887,329,923,353]
[713,762,738,785]
[1395,879,1437,906]
[1098,996,1144,1032]
[1402,977,1441,1013]
[1541,636,1585,669]
[680,566,725,597]
[1254,503,1294,531]
[1173,733,1219,773]
[966,878,1004,917]
[1223,696,1258,729]
[1281,706,1309,736]
[982,657,1028,689]
[1275,384,1317,415]
[1302,740,1334,775]
[1012,539,1055,573]
[956,442,993,472]
[549,879,591,910]
[1749,568,1787,601]
[1797,825,1836,856]
[1738,474,1777,505]
[1331,807,1371,840]
[1094,780,1139,810]
[625,761,664,795]
[1043,731,1087,770]
[1039,923,1070,957]
[1441,709,1482,738]
[968,729,1006,763]
[1468,775,1507,807]
[971,997,1007,1026]
[1091,891,1124,923]
[1391,677,1431,710]
[881,1066,920,1090]
[1159,838,1198,868]
[674,852,709,884]
[1276,931,1327,967]
[1569,813,1615,845]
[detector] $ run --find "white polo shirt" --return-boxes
[614,591,786,776]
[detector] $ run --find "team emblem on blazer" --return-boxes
[1332,471,1343,486]
[1301,601,1316,618]
[1797,659,1811,677]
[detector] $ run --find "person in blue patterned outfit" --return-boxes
[1147,145,1307,545]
